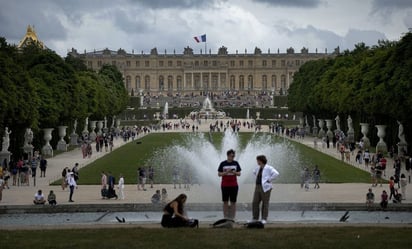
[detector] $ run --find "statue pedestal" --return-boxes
[0,151,11,166]
[312,127,318,136]
[23,145,34,158]
[70,133,79,146]
[397,142,408,157]
[347,131,355,143]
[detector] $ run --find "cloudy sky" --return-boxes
[1,0,411,56]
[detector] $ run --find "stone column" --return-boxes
[375,125,387,153]
[42,128,54,157]
[57,126,68,151]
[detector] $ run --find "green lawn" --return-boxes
[1,227,411,249]
[56,133,371,185]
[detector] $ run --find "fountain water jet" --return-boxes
[148,131,303,185]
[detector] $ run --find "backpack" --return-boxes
[187,219,199,228]
[212,218,234,228]
[244,221,264,229]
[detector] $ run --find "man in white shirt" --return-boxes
[67,173,77,202]
[252,155,279,224]
[33,189,46,204]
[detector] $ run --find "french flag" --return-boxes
[194,34,206,43]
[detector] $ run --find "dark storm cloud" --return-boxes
[0,0,66,41]
[252,0,321,8]
[372,0,412,10]
[277,25,386,50]
[132,0,220,9]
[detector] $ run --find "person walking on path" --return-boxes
[251,155,279,224]
[67,172,77,202]
[218,149,241,219]
[400,173,407,200]
[366,188,374,211]
[313,165,321,189]
[118,174,125,200]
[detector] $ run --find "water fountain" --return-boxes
[147,130,303,185]
[189,97,226,119]
[163,102,169,119]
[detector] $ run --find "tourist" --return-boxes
[72,163,79,181]
[301,167,311,191]
[48,190,57,206]
[400,173,407,200]
[161,193,189,228]
[218,149,241,219]
[161,188,168,203]
[101,171,107,191]
[380,190,388,210]
[172,166,181,189]
[313,165,321,189]
[151,189,161,204]
[61,167,69,190]
[0,176,4,202]
[107,171,118,199]
[118,174,125,200]
[30,156,38,180]
[39,156,47,177]
[148,166,154,188]
[363,149,371,168]
[67,172,77,202]
[33,189,46,205]
[251,155,279,224]
[366,188,374,211]
[2,168,10,189]
[389,176,396,200]
[138,167,147,191]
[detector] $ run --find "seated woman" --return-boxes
[33,189,46,205]
[48,190,57,206]
[161,193,189,228]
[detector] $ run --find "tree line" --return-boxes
[288,32,412,150]
[0,37,129,158]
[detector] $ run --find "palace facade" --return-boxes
[69,45,336,96]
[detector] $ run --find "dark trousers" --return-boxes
[69,185,74,201]
[161,214,187,228]
[252,185,272,220]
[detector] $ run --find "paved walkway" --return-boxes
[1,120,411,206]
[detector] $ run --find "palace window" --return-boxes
[204,60,208,66]
[212,60,217,66]
[295,60,300,66]
[281,60,285,67]
[177,60,182,66]
[230,60,235,67]
[135,76,141,89]
[126,61,131,67]
[230,75,235,89]
[144,75,150,90]
[262,60,267,67]
[145,61,150,67]
[272,60,276,67]
[262,75,267,90]
[168,61,173,67]
[239,60,244,67]
[159,61,164,67]
[135,61,140,67]
[248,60,253,67]
[195,61,199,66]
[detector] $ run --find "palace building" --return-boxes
[70,45,336,96]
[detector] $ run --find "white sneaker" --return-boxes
[261,220,267,224]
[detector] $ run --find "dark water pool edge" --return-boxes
[1,202,412,214]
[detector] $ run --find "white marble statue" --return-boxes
[73,119,78,133]
[312,115,316,127]
[347,115,354,132]
[398,121,407,144]
[2,127,11,152]
[335,115,341,131]
[84,117,89,132]
[24,128,33,146]
[111,116,116,128]
[104,116,107,128]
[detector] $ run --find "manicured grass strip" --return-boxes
[287,140,372,183]
[0,227,411,249]
[54,133,372,185]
